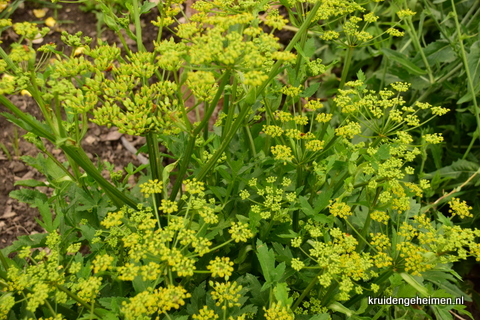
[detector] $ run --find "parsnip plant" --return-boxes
[0,0,477,319]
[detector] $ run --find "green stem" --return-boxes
[345,269,394,309]
[339,46,354,89]
[169,71,231,200]
[0,249,9,272]
[292,165,303,232]
[345,218,377,253]
[169,134,195,201]
[197,1,323,181]
[450,0,480,159]
[358,188,380,250]
[152,194,161,229]
[117,31,133,57]
[146,132,163,207]
[196,71,231,137]
[43,148,76,182]
[132,0,145,52]
[405,18,434,84]
[56,285,103,318]
[244,125,257,158]
[291,270,322,311]
[208,238,234,253]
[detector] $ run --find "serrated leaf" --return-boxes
[376,144,390,160]
[382,48,426,76]
[35,198,55,232]
[357,69,366,82]
[424,159,480,180]
[299,196,315,217]
[273,282,292,307]
[14,179,47,187]
[187,281,206,314]
[256,239,275,285]
[271,262,286,283]
[423,41,456,64]
[20,153,69,183]
[300,82,321,98]
[467,40,480,84]
[9,189,48,207]
[209,186,227,199]
[92,308,119,320]
[435,211,453,227]
[295,37,316,59]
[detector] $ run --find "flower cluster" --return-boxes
[245,176,296,221]
[448,197,473,219]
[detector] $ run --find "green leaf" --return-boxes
[273,282,292,307]
[357,69,366,82]
[34,198,56,232]
[9,189,48,207]
[140,1,157,14]
[304,37,317,58]
[14,179,47,187]
[313,189,333,215]
[400,273,429,297]
[381,48,427,76]
[92,308,119,320]
[256,239,275,286]
[329,302,354,317]
[234,245,253,264]
[300,82,321,98]
[1,233,47,256]
[162,160,178,194]
[423,41,456,64]
[271,262,286,283]
[187,282,207,315]
[299,196,315,217]
[20,153,69,183]
[103,14,120,32]
[467,40,480,85]
[98,297,128,313]
[376,144,390,160]
[424,159,480,181]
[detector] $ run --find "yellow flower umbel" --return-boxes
[193,306,219,320]
[264,302,294,320]
[229,222,253,242]
[139,179,163,198]
[271,145,294,165]
[210,281,242,310]
[448,198,473,219]
[208,257,235,279]
[328,199,352,219]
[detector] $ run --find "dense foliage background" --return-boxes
[1,0,480,319]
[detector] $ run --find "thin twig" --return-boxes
[449,310,468,320]
[121,136,149,164]
[433,169,480,205]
